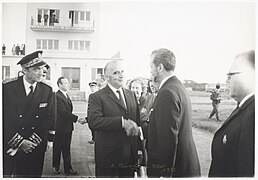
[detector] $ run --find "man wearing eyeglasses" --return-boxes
[209,50,255,177]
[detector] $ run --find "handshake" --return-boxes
[78,117,87,125]
[123,119,141,136]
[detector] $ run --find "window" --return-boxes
[80,11,85,21]
[62,67,80,90]
[42,40,47,49]
[68,40,90,51]
[48,40,53,49]
[86,11,91,21]
[97,68,104,75]
[74,41,78,50]
[37,9,59,26]
[68,40,73,50]
[36,39,59,50]
[69,10,91,26]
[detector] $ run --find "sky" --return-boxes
[1,1,256,84]
[98,2,255,83]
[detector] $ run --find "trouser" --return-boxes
[53,132,73,172]
[209,101,219,120]
[96,165,134,178]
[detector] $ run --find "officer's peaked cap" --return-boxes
[89,81,98,87]
[17,50,46,68]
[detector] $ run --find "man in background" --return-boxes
[87,81,99,144]
[209,83,222,121]
[209,50,255,177]
[52,77,85,176]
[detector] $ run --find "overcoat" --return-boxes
[209,95,255,177]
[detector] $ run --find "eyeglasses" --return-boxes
[226,72,242,80]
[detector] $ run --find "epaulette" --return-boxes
[2,77,18,84]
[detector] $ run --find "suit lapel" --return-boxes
[220,95,254,129]
[104,85,127,110]
[57,90,72,111]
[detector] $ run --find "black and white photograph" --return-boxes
[1,0,256,178]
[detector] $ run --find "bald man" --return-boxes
[209,50,255,177]
[88,60,141,177]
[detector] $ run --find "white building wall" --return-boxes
[26,3,100,58]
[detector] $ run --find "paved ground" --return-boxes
[42,101,214,177]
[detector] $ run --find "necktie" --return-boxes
[27,85,34,99]
[66,94,72,106]
[116,90,126,109]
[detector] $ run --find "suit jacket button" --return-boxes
[32,127,35,130]
[36,115,39,118]
[19,115,23,118]
[21,127,24,130]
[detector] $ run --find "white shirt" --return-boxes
[23,76,37,96]
[107,84,126,108]
[159,73,174,89]
[239,93,254,107]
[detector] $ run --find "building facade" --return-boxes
[2,3,122,100]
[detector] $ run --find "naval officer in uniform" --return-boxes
[3,50,55,177]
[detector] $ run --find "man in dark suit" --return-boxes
[3,50,55,177]
[144,48,201,177]
[88,60,141,178]
[52,77,84,176]
[209,50,255,177]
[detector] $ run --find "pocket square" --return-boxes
[39,103,48,108]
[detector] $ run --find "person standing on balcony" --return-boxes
[44,13,48,26]
[2,44,6,55]
[12,44,16,55]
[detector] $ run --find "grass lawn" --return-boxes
[189,91,237,133]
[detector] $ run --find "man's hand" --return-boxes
[78,117,87,125]
[123,119,140,136]
[19,139,37,154]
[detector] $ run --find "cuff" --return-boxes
[139,127,144,140]
[121,116,125,128]
[29,132,42,145]
[48,130,55,142]
[8,133,24,149]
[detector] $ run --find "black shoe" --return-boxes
[53,167,60,174]
[65,169,78,176]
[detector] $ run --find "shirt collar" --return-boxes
[108,83,122,93]
[239,93,254,107]
[23,76,37,93]
[159,74,174,89]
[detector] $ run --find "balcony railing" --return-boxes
[30,16,95,33]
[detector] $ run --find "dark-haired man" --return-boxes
[143,48,201,177]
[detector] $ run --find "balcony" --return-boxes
[30,16,95,33]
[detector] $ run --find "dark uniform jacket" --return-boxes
[3,76,55,176]
[88,85,140,169]
[55,90,77,134]
[144,76,201,177]
[209,95,255,177]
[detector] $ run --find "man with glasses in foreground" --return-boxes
[209,50,255,177]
